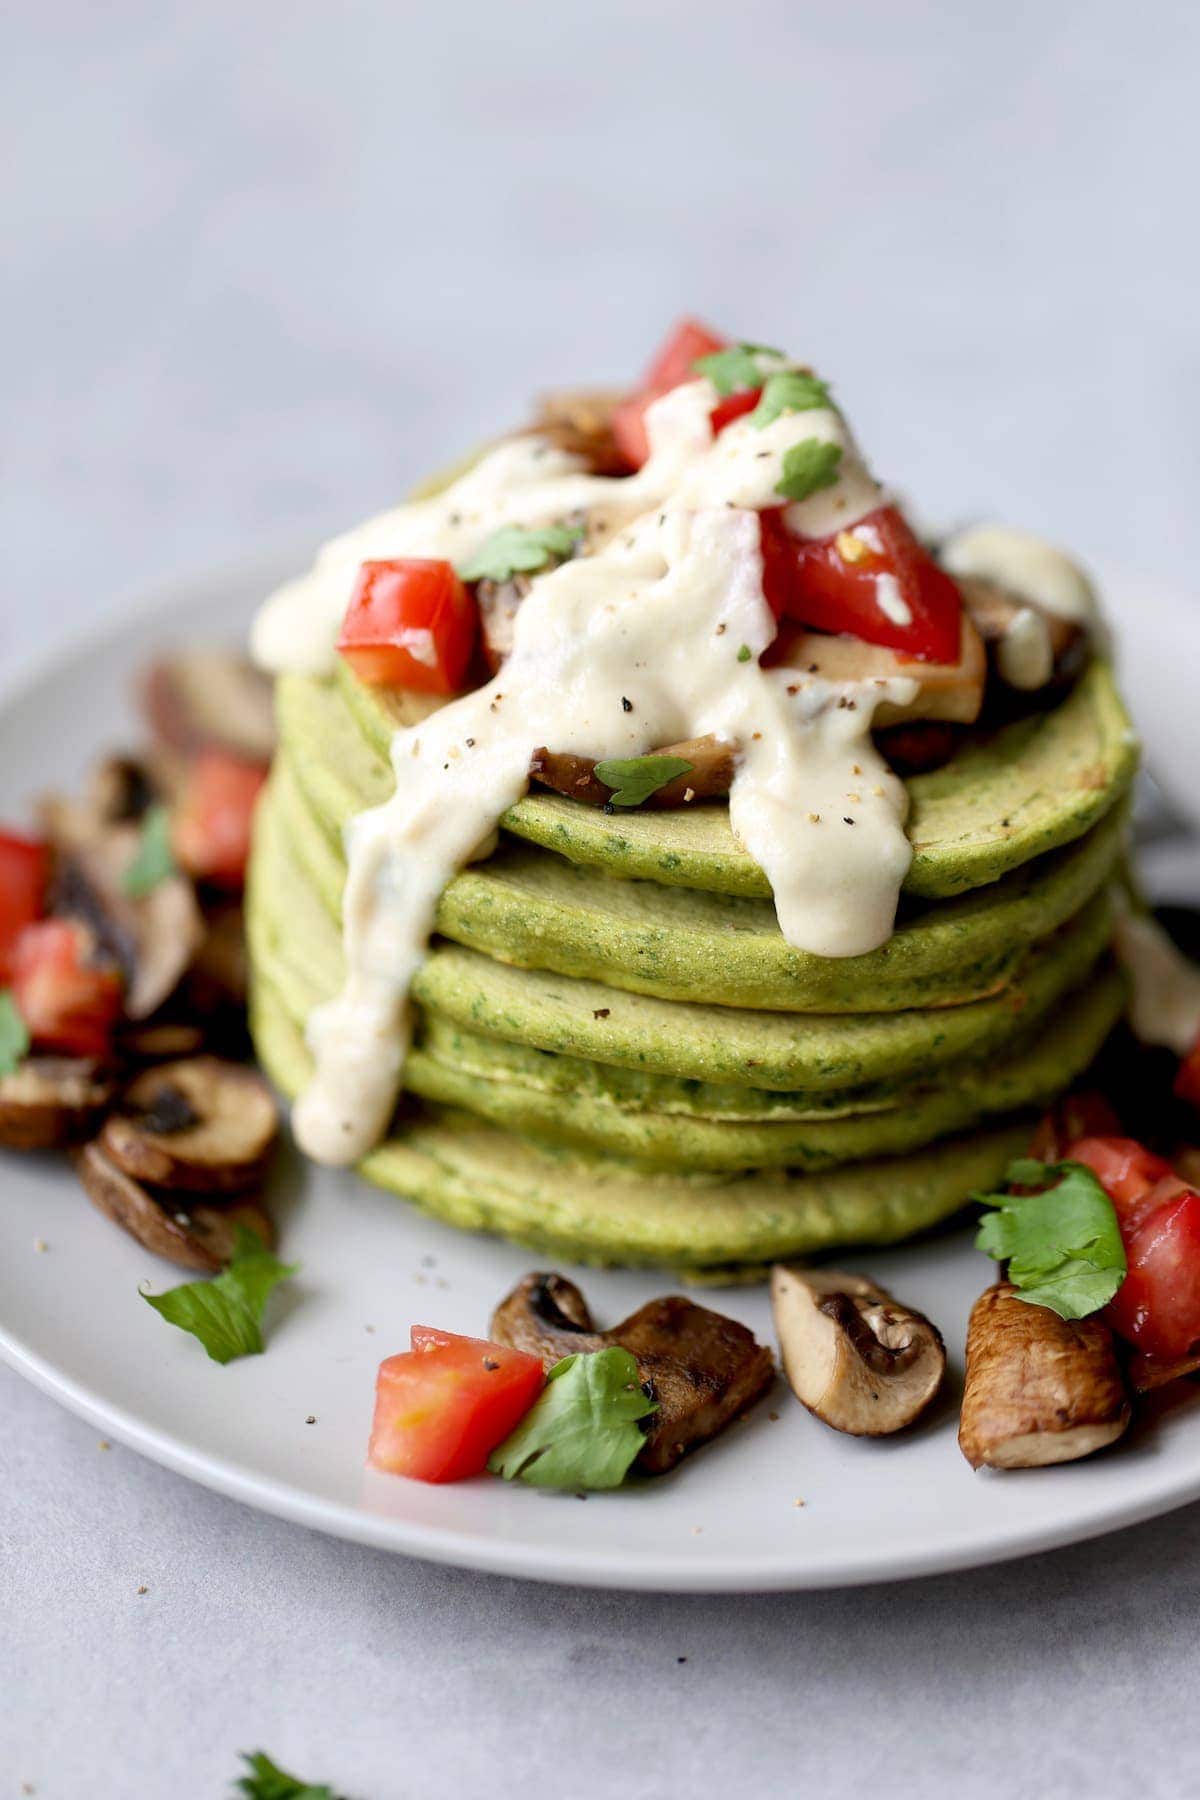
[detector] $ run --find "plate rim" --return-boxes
[3,545,1200,1594]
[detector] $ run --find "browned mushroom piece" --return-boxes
[958,573,1081,687]
[100,1057,278,1194]
[42,794,204,1020]
[117,1020,209,1064]
[490,1272,774,1473]
[530,735,737,809]
[527,387,627,476]
[0,1058,116,1151]
[958,1282,1131,1469]
[477,574,529,674]
[773,621,987,726]
[85,755,163,825]
[771,1265,946,1436]
[1126,1348,1200,1394]
[140,650,276,764]
[74,1139,273,1271]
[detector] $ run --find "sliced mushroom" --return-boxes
[0,1057,115,1151]
[875,721,961,776]
[117,1020,209,1063]
[958,573,1082,691]
[530,735,736,809]
[74,1139,272,1270]
[527,387,627,476]
[477,574,529,673]
[42,794,204,1019]
[490,1272,774,1473]
[773,620,987,726]
[140,650,276,763]
[771,1264,946,1436]
[100,1057,278,1193]
[1127,1348,1200,1394]
[959,1282,1131,1469]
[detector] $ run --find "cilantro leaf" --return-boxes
[142,1228,298,1364]
[973,1158,1127,1319]
[457,523,582,585]
[488,1347,656,1490]
[692,342,781,396]
[736,644,753,663]
[235,1750,340,1800]
[122,804,177,898]
[751,370,833,429]
[0,991,29,1077]
[774,439,844,503]
[592,754,693,808]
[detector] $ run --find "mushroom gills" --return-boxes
[490,1271,774,1472]
[770,1264,947,1436]
[100,1057,279,1194]
[958,1282,1131,1469]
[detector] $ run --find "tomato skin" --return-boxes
[0,831,48,983]
[1175,1038,1200,1110]
[612,318,758,471]
[9,920,123,1058]
[1066,1135,1174,1231]
[368,1328,545,1483]
[1107,1188,1200,1360]
[172,751,267,889]
[759,505,962,665]
[338,559,477,696]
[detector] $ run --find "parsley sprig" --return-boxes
[122,804,177,898]
[692,342,781,396]
[235,1750,343,1799]
[0,991,29,1076]
[593,754,693,807]
[751,369,833,429]
[488,1347,657,1489]
[457,522,583,585]
[142,1228,298,1363]
[973,1157,1127,1319]
[774,439,843,504]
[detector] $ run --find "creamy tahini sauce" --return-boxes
[1115,910,1200,1055]
[254,376,919,1165]
[940,521,1100,692]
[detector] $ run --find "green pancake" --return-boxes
[325,653,1137,901]
[250,969,1033,1269]
[269,731,1127,1012]
[250,769,1116,1099]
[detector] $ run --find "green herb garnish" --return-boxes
[0,991,29,1076]
[692,342,781,396]
[121,804,176,898]
[736,644,753,663]
[142,1228,298,1364]
[235,1750,341,1800]
[751,369,833,429]
[488,1347,657,1490]
[774,439,843,504]
[457,523,583,585]
[973,1158,1127,1320]
[592,754,694,808]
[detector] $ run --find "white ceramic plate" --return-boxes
[3,552,1199,1593]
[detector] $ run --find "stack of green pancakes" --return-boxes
[248,653,1138,1273]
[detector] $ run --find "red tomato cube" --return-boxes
[0,830,48,982]
[1067,1135,1174,1230]
[611,317,739,471]
[1107,1187,1200,1361]
[368,1329,545,1483]
[172,750,267,889]
[10,920,123,1058]
[337,559,476,695]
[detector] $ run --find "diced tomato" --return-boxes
[368,1327,546,1483]
[337,559,477,695]
[1107,1186,1200,1361]
[1029,1092,1123,1163]
[1067,1135,1174,1230]
[758,505,962,665]
[9,920,123,1058]
[611,318,760,471]
[0,831,48,983]
[172,750,267,889]
[1175,1037,1200,1110]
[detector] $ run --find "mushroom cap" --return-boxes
[771,1264,946,1437]
[101,1056,279,1194]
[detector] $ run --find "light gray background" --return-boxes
[5,2,1200,1795]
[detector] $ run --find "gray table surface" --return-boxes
[6,3,1200,1794]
